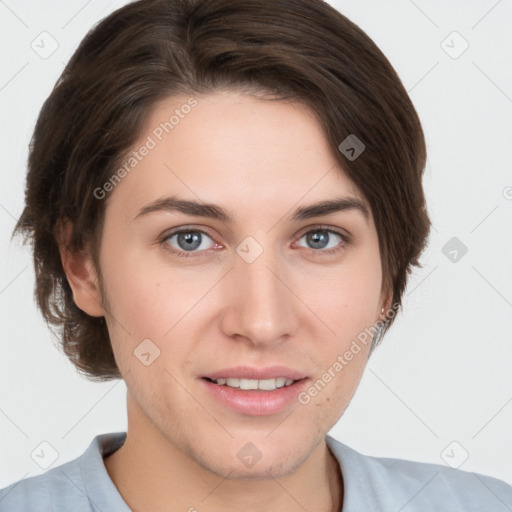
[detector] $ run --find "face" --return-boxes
[80,90,388,479]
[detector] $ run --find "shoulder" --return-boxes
[0,456,85,512]
[326,435,512,510]
[0,432,127,512]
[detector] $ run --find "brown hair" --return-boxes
[12,0,430,381]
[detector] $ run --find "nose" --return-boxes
[219,244,297,347]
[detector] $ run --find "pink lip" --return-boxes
[199,377,309,416]
[203,365,307,381]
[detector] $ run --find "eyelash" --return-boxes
[159,226,350,259]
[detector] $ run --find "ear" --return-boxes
[56,220,105,317]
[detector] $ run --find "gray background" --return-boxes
[1,0,511,489]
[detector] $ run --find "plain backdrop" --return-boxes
[1,0,511,489]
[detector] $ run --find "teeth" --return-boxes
[212,377,296,390]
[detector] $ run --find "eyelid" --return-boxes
[294,224,352,242]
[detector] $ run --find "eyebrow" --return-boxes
[134,195,369,224]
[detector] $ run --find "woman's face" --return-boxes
[91,90,388,478]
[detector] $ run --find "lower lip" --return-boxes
[199,378,309,416]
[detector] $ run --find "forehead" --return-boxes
[104,90,370,226]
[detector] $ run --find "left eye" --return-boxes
[295,229,345,251]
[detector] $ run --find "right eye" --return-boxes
[161,228,219,257]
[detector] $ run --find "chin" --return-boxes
[191,435,311,480]
[203,453,303,480]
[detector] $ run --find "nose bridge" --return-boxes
[221,237,294,344]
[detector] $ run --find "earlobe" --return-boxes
[378,283,394,324]
[382,296,392,319]
[56,221,105,318]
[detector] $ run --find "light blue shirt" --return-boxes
[1,432,511,511]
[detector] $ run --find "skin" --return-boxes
[59,90,391,512]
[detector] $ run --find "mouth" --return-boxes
[199,368,309,415]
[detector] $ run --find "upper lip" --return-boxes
[203,365,308,381]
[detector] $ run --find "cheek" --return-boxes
[297,254,380,408]
[101,253,223,376]
[309,259,382,343]
[300,342,371,428]
[100,245,186,335]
